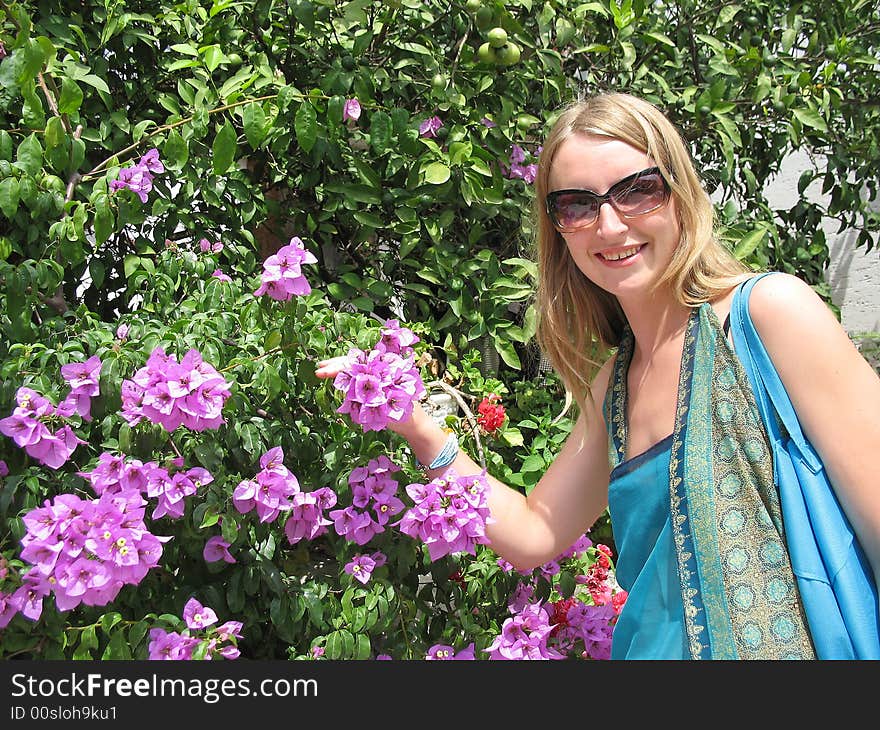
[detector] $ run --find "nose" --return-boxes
[595,200,628,238]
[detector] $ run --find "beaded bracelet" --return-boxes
[421,432,459,471]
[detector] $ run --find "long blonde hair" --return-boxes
[532,92,750,410]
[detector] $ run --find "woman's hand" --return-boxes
[314,355,353,380]
[314,354,420,437]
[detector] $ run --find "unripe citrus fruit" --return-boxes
[496,42,521,66]
[487,27,508,48]
[474,6,493,30]
[477,42,497,64]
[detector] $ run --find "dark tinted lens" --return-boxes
[611,171,667,215]
[550,192,599,230]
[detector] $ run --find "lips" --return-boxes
[596,244,645,262]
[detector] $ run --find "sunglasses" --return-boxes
[545,167,671,233]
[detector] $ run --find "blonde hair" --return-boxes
[532,92,750,410]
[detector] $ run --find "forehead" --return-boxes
[549,134,653,192]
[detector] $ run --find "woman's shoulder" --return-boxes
[746,272,827,331]
[743,272,851,368]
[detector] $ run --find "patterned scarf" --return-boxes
[606,303,815,659]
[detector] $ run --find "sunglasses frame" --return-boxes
[545,166,671,233]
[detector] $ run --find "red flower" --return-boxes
[476,394,506,434]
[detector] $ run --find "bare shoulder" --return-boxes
[748,272,840,341]
[746,272,865,381]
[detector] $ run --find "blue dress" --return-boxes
[608,434,688,659]
[602,300,816,659]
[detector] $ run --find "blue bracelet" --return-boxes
[425,433,459,470]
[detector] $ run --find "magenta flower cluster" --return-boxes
[284,486,337,545]
[485,601,565,660]
[329,455,404,545]
[110,148,164,203]
[0,489,169,625]
[396,468,493,561]
[79,451,214,521]
[233,447,301,523]
[492,535,620,660]
[254,236,318,301]
[120,347,232,432]
[332,319,426,432]
[0,355,101,469]
[148,597,243,660]
[501,144,540,184]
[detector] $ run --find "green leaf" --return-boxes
[0,177,20,220]
[295,100,318,153]
[213,120,237,175]
[369,110,392,154]
[734,227,768,260]
[323,183,381,205]
[242,102,268,149]
[494,338,521,369]
[16,134,43,176]
[422,161,451,185]
[201,44,228,72]
[123,254,141,278]
[79,74,111,94]
[163,131,189,169]
[792,107,828,133]
[102,629,133,660]
[58,77,84,114]
[100,612,123,635]
[93,194,114,245]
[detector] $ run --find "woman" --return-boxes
[317,92,880,659]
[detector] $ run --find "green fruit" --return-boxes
[465,0,481,14]
[496,42,521,66]
[772,99,787,113]
[487,27,508,48]
[477,42,497,64]
[698,105,712,115]
[341,55,356,71]
[475,6,493,30]
[431,72,447,91]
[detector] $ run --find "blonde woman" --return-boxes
[317,92,880,659]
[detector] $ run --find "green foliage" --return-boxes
[0,0,877,660]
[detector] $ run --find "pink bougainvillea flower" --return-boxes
[418,115,443,138]
[203,536,236,564]
[344,554,377,585]
[212,269,232,282]
[254,236,318,301]
[343,97,361,122]
[183,597,219,630]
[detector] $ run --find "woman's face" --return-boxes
[547,133,681,303]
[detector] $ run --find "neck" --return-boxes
[618,288,691,357]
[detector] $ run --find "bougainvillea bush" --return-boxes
[1,1,877,659]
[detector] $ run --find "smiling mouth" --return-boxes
[597,244,644,262]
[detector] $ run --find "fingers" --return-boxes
[314,355,351,379]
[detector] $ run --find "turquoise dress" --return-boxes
[601,301,815,659]
[607,435,688,659]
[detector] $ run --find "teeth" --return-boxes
[600,246,641,261]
